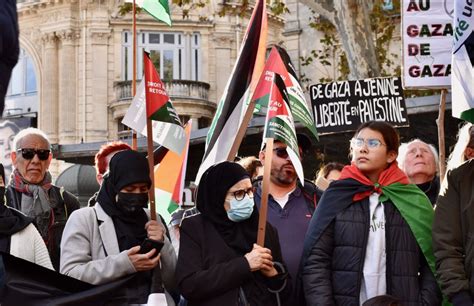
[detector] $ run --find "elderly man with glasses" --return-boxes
[254,134,322,304]
[5,127,80,271]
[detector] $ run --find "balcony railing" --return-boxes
[114,79,210,102]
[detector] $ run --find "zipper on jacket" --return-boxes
[356,199,371,302]
[384,202,392,295]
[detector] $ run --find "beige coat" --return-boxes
[60,204,176,304]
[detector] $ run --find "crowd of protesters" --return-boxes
[0,120,473,305]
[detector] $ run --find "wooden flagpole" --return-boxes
[146,117,156,220]
[227,101,257,161]
[131,0,138,150]
[257,137,274,246]
[437,89,447,181]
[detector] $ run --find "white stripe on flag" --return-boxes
[452,44,474,119]
[195,89,250,184]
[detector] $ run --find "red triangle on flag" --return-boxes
[144,51,169,119]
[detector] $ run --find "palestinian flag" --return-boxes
[452,0,474,123]
[144,51,181,126]
[155,120,192,220]
[254,46,318,140]
[122,78,186,154]
[276,46,318,140]
[195,0,268,183]
[125,0,171,26]
[262,74,304,184]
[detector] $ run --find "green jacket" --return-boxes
[433,159,474,303]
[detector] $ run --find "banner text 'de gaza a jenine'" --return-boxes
[310,77,409,134]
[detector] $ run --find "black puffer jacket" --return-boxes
[303,198,441,306]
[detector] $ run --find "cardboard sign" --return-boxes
[402,0,453,88]
[310,77,409,134]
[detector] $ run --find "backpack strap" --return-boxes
[300,179,321,215]
[158,214,171,242]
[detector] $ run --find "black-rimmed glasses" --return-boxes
[231,187,254,201]
[17,148,50,160]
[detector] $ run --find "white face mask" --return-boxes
[226,194,254,222]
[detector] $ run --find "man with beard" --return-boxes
[254,136,321,303]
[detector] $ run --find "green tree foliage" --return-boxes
[119,0,288,21]
[301,0,400,85]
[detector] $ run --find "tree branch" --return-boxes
[297,0,336,24]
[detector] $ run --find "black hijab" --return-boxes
[0,164,32,252]
[197,161,258,255]
[97,150,151,251]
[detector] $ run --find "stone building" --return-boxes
[5,0,461,186]
[5,0,284,175]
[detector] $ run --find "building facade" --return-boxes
[6,0,284,175]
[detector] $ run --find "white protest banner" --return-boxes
[402,0,453,88]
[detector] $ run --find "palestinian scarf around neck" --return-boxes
[338,162,409,201]
[303,161,438,286]
[9,169,53,239]
[197,162,257,255]
[97,150,151,252]
[10,168,53,196]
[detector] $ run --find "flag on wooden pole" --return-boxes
[253,46,318,140]
[262,74,304,184]
[195,0,268,183]
[257,74,304,245]
[122,52,185,154]
[155,120,192,215]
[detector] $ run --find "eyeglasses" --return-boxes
[273,147,289,159]
[17,148,50,160]
[350,138,386,149]
[231,187,254,201]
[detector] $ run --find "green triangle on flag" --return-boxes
[142,0,172,26]
[144,51,182,126]
[253,47,319,141]
[126,0,172,26]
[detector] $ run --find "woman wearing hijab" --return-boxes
[176,161,290,306]
[60,150,176,305]
[0,163,53,269]
[301,121,442,305]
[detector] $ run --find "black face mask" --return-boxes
[116,192,149,214]
[0,187,5,205]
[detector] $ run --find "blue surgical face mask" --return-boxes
[226,194,254,222]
